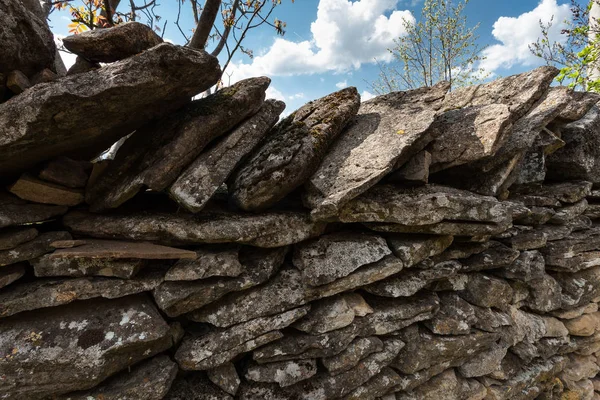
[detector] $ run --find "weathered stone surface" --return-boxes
[0,271,163,317]
[57,355,178,400]
[86,77,268,211]
[67,56,100,76]
[170,99,285,213]
[155,247,286,317]
[0,263,26,289]
[364,260,460,297]
[499,228,548,251]
[208,363,241,395]
[230,87,360,211]
[321,336,384,375]
[64,210,325,248]
[551,302,598,320]
[246,359,317,387]
[460,241,520,271]
[0,295,173,399]
[0,43,220,176]
[459,273,514,310]
[513,181,593,204]
[62,22,163,63]
[292,293,372,334]
[48,239,196,260]
[549,199,588,224]
[392,325,500,374]
[0,231,71,267]
[33,255,147,279]
[564,312,600,337]
[428,103,512,171]
[424,292,477,335]
[7,70,31,94]
[188,269,307,327]
[0,192,68,228]
[304,82,449,219]
[175,307,308,370]
[8,174,84,206]
[346,367,401,400]
[525,274,563,313]
[460,345,508,378]
[165,247,243,281]
[0,0,56,76]
[0,226,37,251]
[165,373,234,400]
[396,368,486,400]
[30,68,58,85]
[389,150,432,184]
[38,157,90,188]
[292,231,391,286]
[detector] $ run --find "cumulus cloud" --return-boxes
[480,0,571,73]
[228,0,414,81]
[335,80,348,89]
[289,93,305,100]
[361,90,376,101]
[266,86,287,102]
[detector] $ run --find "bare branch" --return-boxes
[189,0,222,49]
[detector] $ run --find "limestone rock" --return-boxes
[57,355,178,400]
[62,22,163,63]
[551,302,598,320]
[459,274,514,310]
[549,199,589,224]
[154,247,286,317]
[564,312,600,337]
[460,241,520,271]
[0,270,163,318]
[38,157,90,188]
[0,295,173,399]
[345,367,401,400]
[165,247,243,281]
[321,336,384,375]
[292,293,372,334]
[0,226,37,251]
[246,359,317,387]
[396,368,486,400]
[165,373,234,400]
[512,181,592,204]
[188,269,307,327]
[170,99,285,213]
[0,231,71,267]
[304,82,450,219]
[0,192,68,228]
[32,255,147,279]
[525,274,563,313]
[86,77,269,211]
[8,174,84,206]
[230,87,360,211]
[0,0,56,76]
[208,363,241,395]
[175,307,308,370]
[63,210,325,248]
[0,43,220,176]
[389,150,432,184]
[0,263,26,289]
[292,231,391,286]
[425,292,477,335]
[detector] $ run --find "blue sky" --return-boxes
[49,0,582,113]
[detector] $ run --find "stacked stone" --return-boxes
[1,7,600,400]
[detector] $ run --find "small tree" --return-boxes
[530,0,600,91]
[50,0,291,80]
[369,0,486,94]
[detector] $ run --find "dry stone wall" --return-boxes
[1,8,600,400]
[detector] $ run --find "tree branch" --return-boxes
[189,0,222,49]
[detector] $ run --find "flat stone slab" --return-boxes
[0,192,67,229]
[0,43,220,176]
[0,295,172,399]
[0,231,71,267]
[63,210,326,248]
[47,239,196,260]
[170,99,285,213]
[0,263,26,289]
[230,87,360,211]
[32,255,147,279]
[0,226,37,251]
[321,336,384,375]
[86,77,270,212]
[62,22,163,63]
[8,174,84,206]
[165,247,243,281]
[304,82,449,220]
[245,359,318,387]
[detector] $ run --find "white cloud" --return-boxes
[54,35,77,71]
[266,86,287,102]
[289,93,305,100]
[479,0,571,73]
[361,90,376,101]
[336,80,348,89]
[228,0,414,81]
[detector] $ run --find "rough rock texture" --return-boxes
[0,231,71,267]
[230,87,360,211]
[8,174,84,206]
[0,193,68,228]
[304,82,449,219]
[62,22,163,63]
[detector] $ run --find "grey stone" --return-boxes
[245,359,317,387]
[460,241,520,271]
[424,292,477,335]
[499,228,548,251]
[231,87,360,211]
[170,99,285,213]
[33,255,147,279]
[207,363,241,395]
[66,56,100,76]
[188,269,307,327]
[395,368,486,400]
[551,302,598,320]
[549,199,589,224]
[57,355,178,400]
[0,231,71,267]
[0,0,56,76]
[0,295,173,400]
[154,247,287,317]
[495,250,546,282]
[62,22,163,63]
[459,345,508,378]
[0,192,68,229]
[86,77,269,211]
[0,270,163,318]
[63,210,326,248]
[553,266,600,309]
[0,263,26,289]
[292,231,391,286]
[292,293,372,334]
[175,307,308,370]
[321,336,384,375]
[542,227,600,272]
[345,367,401,400]
[304,82,449,220]
[459,274,514,310]
[0,226,37,251]
[0,43,220,176]
[165,374,234,400]
[165,247,244,281]
[512,181,592,204]
[389,150,432,184]
[471,305,513,333]
[525,274,563,313]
